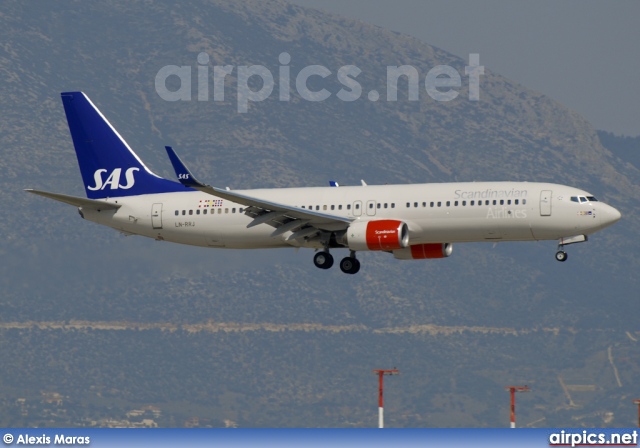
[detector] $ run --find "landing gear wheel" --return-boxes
[313,251,334,269]
[340,257,360,274]
[555,250,568,262]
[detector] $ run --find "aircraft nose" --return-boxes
[611,206,622,222]
[601,204,622,227]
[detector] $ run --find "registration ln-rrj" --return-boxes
[27,92,622,274]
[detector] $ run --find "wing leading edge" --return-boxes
[164,146,353,237]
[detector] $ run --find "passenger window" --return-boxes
[523,199,526,205]
[196,210,200,215]
[189,210,193,215]
[454,201,458,206]
[331,205,335,210]
[437,202,441,207]
[218,209,222,214]
[391,203,395,208]
[182,210,186,215]
[175,210,179,216]
[355,204,359,209]
[446,201,450,207]
[515,199,519,205]
[369,203,374,209]
[406,202,410,208]
[430,202,434,207]
[316,206,319,211]
[507,200,511,205]
[485,200,489,205]
[384,203,388,209]
[377,203,381,209]
[239,208,243,213]
[302,206,305,209]
[492,200,497,205]
[225,208,229,214]
[323,205,327,210]
[232,208,236,213]
[462,201,466,206]
[470,200,475,206]
[500,200,504,205]
[338,205,342,210]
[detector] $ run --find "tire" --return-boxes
[340,257,360,274]
[313,252,334,269]
[350,258,361,274]
[555,251,568,262]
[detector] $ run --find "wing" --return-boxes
[164,146,353,239]
[25,189,121,211]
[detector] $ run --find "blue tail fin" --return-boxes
[61,91,189,199]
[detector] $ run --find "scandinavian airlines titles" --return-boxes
[454,188,528,200]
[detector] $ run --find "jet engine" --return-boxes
[345,220,409,251]
[393,243,453,259]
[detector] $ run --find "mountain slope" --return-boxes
[0,0,638,427]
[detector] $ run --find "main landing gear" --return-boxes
[313,250,360,274]
[313,251,334,269]
[340,251,360,275]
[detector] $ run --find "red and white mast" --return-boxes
[505,385,530,428]
[373,369,399,428]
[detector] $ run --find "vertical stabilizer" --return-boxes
[60,92,189,199]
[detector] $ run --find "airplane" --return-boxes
[26,92,622,274]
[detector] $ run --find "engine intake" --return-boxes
[393,243,453,260]
[346,220,409,251]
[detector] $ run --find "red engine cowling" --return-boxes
[346,220,409,251]
[393,243,453,260]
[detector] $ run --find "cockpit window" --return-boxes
[571,195,598,203]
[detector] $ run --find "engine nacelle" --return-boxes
[345,220,409,251]
[393,243,453,260]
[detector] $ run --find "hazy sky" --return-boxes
[288,0,640,136]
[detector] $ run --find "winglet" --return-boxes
[164,146,207,188]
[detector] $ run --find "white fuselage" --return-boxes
[80,181,621,250]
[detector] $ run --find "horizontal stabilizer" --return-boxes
[25,189,121,211]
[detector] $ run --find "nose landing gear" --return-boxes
[555,250,568,262]
[554,235,588,262]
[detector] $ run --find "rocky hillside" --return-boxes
[0,0,638,427]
